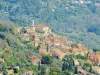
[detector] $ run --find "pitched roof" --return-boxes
[28,56,40,62]
[50,48,66,59]
[24,69,33,72]
[96,54,100,60]
[88,52,95,57]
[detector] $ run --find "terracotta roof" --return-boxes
[79,69,86,75]
[96,52,100,55]
[24,69,33,72]
[50,48,66,60]
[28,56,40,62]
[88,52,100,62]
[39,49,46,54]
[88,52,95,57]
[82,46,87,51]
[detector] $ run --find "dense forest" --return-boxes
[0,0,100,49]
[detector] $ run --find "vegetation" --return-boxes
[76,54,87,60]
[0,0,100,49]
[41,55,53,65]
[0,1,100,74]
[0,21,99,74]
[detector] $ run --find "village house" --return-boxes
[6,66,19,74]
[22,69,33,75]
[77,44,85,49]
[88,52,95,62]
[28,56,41,66]
[53,36,60,46]
[74,59,79,66]
[47,33,54,42]
[59,36,68,46]
[88,52,100,63]
[17,27,22,34]
[46,41,54,48]
[22,33,30,41]
[7,69,14,75]
[39,48,51,55]
[0,58,4,62]
[24,26,36,33]
[35,24,51,35]
[47,33,68,47]
[77,44,88,54]
[69,48,79,55]
[0,72,3,75]
[39,45,52,55]
[79,69,86,75]
[93,66,100,74]
[50,45,57,50]
[50,48,66,60]
[30,34,41,46]
[79,49,87,56]
[96,52,100,63]
[58,46,70,53]
[69,48,87,56]
[50,36,68,48]
[82,46,88,55]
[39,48,48,55]
[78,66,86,75]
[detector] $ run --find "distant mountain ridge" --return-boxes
[0,0,100,49]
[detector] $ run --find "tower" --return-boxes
[32,20,35,26]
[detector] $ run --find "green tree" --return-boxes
[0,62,7,72]
[41,65,46,75]
[76,54,87,59]
[3,70,8,75]
[84,62,92,68]
[89,65,92,73]
[31,65,40,74]
[27,43,33,49]
[41,55,53,65]
[74,66,78,74]
[64,70,73,75]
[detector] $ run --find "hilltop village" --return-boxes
[0,23,100,75]
[17,24,89,59]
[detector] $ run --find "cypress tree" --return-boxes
[74,66,78,74]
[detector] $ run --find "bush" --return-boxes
[76,54,87,59]
[27,43,33,49]
[84,62,92,68]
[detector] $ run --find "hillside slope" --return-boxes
[0,0,100,49]
[1,21,100,75]
[0,21,89,60]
